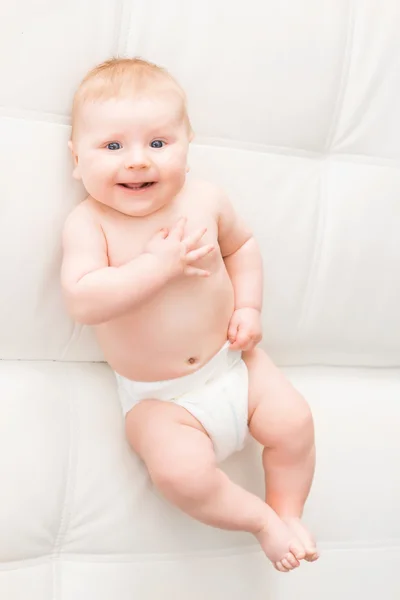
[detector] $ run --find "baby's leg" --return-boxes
[244,348,319,563]
[126,399,304,571]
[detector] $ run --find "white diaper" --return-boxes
[115,342,249,462]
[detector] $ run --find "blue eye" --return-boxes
[106,142,122,150]
[150,140,165,148]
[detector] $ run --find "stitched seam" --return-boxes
[334,52,400,152]
[0,107,70,125]
[51,368,78,600]
[1,356,400,368]
[117,0,146,58]
[296,159,328,334]
[60,323,83,360]
[193,138,400,166]
[324,0,356,150]
[115,0,134,57]
[194,136,322,159]
[1,109,399,166]
[112,0,125,56]
[1,538,400,571]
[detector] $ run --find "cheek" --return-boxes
[159,151,188,177]
[83,153,118,180]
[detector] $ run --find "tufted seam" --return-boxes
[193,138,400,167]
[1,108,400,167]
[0,107,70,124]
[116,0,139,57]
[333,30,400,152]
[296,158,328,336]
[114,0,134,57]
[111,0,125,56]
[1,537,400,572]
[60,323,84,361]
[51,369,79,600]
[324,0,356,151]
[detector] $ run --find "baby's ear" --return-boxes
[68,140,81,180]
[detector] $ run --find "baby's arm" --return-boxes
[61,209,212,325]
[217,190,263,350]
[61,205,169,324]
[218,191,263,311]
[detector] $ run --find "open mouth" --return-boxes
[118,182,155,190]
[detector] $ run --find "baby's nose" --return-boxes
[124,149,150,170]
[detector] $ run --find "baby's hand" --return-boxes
[228,308,262,351]
[144,217,215,280]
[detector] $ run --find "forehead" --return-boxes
[77,91,185,135]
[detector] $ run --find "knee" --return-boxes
[291,397,314,443]
[149,459,217,504]
[269,396,315,452]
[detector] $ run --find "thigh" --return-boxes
[125,399,215,472]
[243,348,309,444]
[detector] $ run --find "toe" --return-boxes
[285,552,300,568]
[281,558,294,571]
[289,541,306,561]
[305,549,320,562]
[275,561,289,573]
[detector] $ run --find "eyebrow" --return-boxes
[100,121,179,137]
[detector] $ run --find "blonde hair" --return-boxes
[71,57,192,140]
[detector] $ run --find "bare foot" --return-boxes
[282,517,319,562]
[255,510,306,572]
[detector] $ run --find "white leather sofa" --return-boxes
[1,1,399,599]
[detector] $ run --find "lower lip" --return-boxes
[118,182,156,194]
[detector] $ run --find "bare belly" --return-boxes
[95,268,235,381]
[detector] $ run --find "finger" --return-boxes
[183,227,207,251]
[229,330,250,351]
[169,217,186,241]
[185,244,215,264]
[241,336,258,351]
[229,342,244,351]
[184,266,210,277]
[152,227,169,240]
[228,321,239,344]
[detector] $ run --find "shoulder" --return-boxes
[187,178,226,197]
[185,178,230,216]
[63,197,101,231]
[62,197,105,245]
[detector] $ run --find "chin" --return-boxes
[117,198,167,217]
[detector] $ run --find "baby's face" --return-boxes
[70,92,191,216]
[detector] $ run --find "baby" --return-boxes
[61,57,319,572]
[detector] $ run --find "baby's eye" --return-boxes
[106,142,122,150]
[150,140,165,149]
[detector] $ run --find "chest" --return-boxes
[101,209,219,268]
